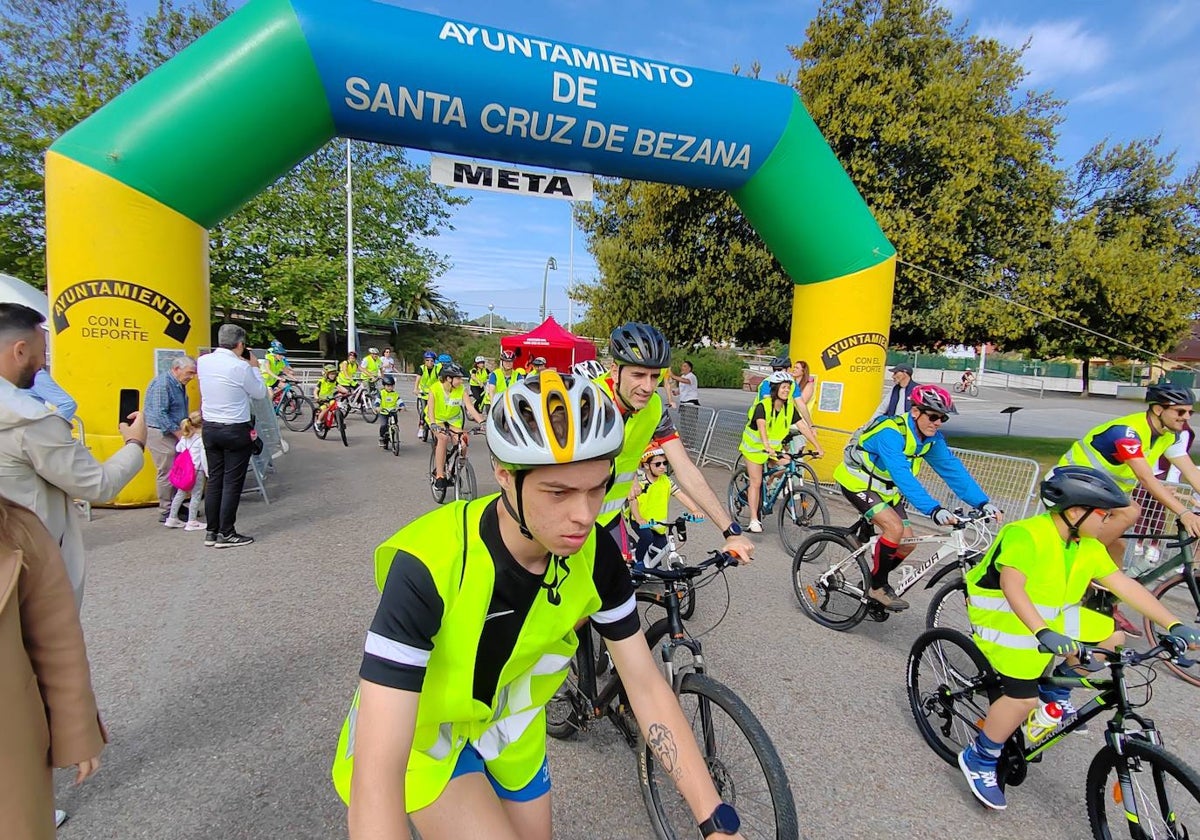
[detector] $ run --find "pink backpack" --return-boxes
[168,449,196,492]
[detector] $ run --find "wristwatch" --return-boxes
[699,803,740,837]
[722,522,743,539]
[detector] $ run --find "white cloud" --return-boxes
[1137,1,1200,48]
[1074,77,1140,104]
[979,19,1109,84]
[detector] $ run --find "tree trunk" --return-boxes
[318,330,331,358]
[1081,358,1091,396]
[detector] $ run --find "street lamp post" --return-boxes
[540,257,558,322]
[488,303,494,333]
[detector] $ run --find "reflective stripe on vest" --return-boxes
[739,397,796,456]
[332,497,603,810]
[1059,411,1177,492]
[837,415,930,493]
[596,375,664,526]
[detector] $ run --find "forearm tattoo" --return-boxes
[647,722,683,781]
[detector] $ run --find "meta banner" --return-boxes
[293,0,795,191]
[430,155,593,201]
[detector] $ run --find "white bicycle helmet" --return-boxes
[571,359,607,380]
[767,370,793,385]
[474,355,487,364]
[488,371,623,470]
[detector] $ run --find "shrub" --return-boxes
[676,347,745,389]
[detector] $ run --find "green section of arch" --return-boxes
[733,96,895,285]
[48,0,331,228]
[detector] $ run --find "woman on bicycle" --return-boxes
[739,370,807,534]
[338,351,362,390]
[427,363,485,490]
[958,465,1200,811]
[334,372,749,840]
[625,446,703,567]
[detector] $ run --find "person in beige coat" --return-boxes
[0,499,106,839]
[0,303,146,605]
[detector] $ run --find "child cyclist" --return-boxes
[624,446,703,568]
[376,375,405,448]
[958,465,1200,811]
[314,364,346,429]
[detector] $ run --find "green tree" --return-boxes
[210,140,466,353]
[1000,139,1200,393]
[790,0,1063,347]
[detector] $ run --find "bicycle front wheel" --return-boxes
[907,628,996,766]
[390,421,401,456]
[727,467,752,526]
[641,672,799,840]
[429,447,447,504]
[336,409,348,447]
[791,532,870,631]
[314,412,329,439]
[777,485,828,557]
[1145,573,1200,688]
[455,457,477,501]
[1086,738,1200,840]
[926,578,972,636]
[281,394,315,432]
[360,399,378,423]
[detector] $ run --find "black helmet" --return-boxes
[381,375,395,386]
[609,322,671,368]
[1146,383,1195,407]
[770,355,791,370]
[440,363,465,379]
[1040,466,1129,511]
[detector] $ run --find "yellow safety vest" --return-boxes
[627,474,673,534]
[430,383,467,426]
[332,497,603,810]
[362,356,382,377]
[739,397,798,458]
[596,375,664,526]
[378,389,401,413]
[417,364,441,396]
[1059,411,1177,492]
[469,366,489,388]
[316,378,338,400]
[337,360,360,387]
[833,414,931,500]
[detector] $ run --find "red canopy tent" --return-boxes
[499,317,597,372]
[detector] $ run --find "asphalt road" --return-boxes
[57,406,1199,840]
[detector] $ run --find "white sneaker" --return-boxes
[748,519,763,533]
[184,520,206,532]
[163,517,185,529]
[55,810,68,827]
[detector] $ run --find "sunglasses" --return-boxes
[1090,509,1114,522]
[648,460,668,468]
[920,409,950,424]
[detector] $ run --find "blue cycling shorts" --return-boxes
[449,744,551,803]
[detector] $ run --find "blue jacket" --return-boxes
[862,414,988,515]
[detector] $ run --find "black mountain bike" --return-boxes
[547,551,799,840]
[382,410,401,456]
[908,628,1200,838]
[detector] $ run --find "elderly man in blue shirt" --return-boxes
[144,355,197,522]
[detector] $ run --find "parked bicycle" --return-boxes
[314,395,348,447]
[428,424,482,504]
[727,444,829,556]
[793,509,995,631]
[546,550,799,839]
[908,628,1200,838]
[273,379,315,432]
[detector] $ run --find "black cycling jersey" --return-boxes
[360,498,640,704]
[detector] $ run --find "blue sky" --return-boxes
[127,0,1200,326]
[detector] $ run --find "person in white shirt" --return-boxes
[668,360,700,406]
[379,348,398,375]
[196,324,267,549]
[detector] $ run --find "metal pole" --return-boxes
[540,257,557,322]
[345,139,356,354]
[567,207,575,331]
[488,304,494,333]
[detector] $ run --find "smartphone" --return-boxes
[118,388,139,426]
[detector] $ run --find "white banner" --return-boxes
[430,155,593,201]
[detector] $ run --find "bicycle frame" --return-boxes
[756,451,818,515]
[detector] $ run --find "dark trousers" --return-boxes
[202,421,254,536]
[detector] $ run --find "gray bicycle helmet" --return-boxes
[609,322,671,368]
[1146,383,1195,407]
[1040,466,1129,511]
[911,384,958,415]
[770,355,791,370]
[439,363,465,379]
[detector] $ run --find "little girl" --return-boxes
[164,411,208,531]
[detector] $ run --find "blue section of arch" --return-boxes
[291,0,794,190]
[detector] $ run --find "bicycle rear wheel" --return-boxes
[791,532,870,631]
[336,408,348,446]
[1144,573,1200,688]
[360,399,378,423]
[641,672,798,840]
[455,457,477,501]
[727,467,752,526]
[281,393,316,432]
[1085,738,1200,840]
[906,628,996,766]
[777,485,828,557]
[926,578,972,636]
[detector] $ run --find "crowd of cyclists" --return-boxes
[255,325,1200,837]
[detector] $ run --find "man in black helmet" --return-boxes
[595,322,754,562]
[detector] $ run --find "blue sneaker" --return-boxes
[959,745,1006,810]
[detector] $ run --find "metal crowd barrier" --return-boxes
[696,409,748,469]
[667,405,716,459]
[1124,482,1200,570]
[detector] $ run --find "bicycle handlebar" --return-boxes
[633,550,738,582]
[1039,634,1195,667]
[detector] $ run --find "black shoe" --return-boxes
[215,532,255,549]
[434,476,449,489]
[204,531,218,547]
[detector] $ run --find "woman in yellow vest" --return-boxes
[738,370,804,534]
[625,446,703,567]
[468,356,489,413]
[958,466,1200,811]
[334,373,751,839]
[427,364,486,490]
[337,351,362,388]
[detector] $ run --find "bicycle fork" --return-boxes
[1106,722,1164,837]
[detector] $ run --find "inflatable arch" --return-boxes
[46,0,895,503]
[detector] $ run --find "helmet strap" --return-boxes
[1056,507,1092,542]
[500,470,536,541]
[613,367,638,413]
[1147,405,1166,434]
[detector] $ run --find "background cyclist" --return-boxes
[738,370,815,534]
[376,375,404,448]
[427,363,485,489]
[833,384,1001,611]
[486,349,523,410]
[625,445,703,568]
[414,351,441,440]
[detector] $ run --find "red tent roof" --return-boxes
[499,317,597,370]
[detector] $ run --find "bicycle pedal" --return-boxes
[866,604,890,622]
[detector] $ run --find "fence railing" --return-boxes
[1123,483,1200,570]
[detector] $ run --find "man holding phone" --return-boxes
[0,303,147,604]
[143,356,197,522]
[197,324,267,548]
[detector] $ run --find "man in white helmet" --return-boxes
[334,371,747,840]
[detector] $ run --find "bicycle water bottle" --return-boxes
[1021,701,1062,743]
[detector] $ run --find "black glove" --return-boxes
[1036,628,1083,657]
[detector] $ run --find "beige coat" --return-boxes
[0,378,143,605]
[0,504,105,840]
